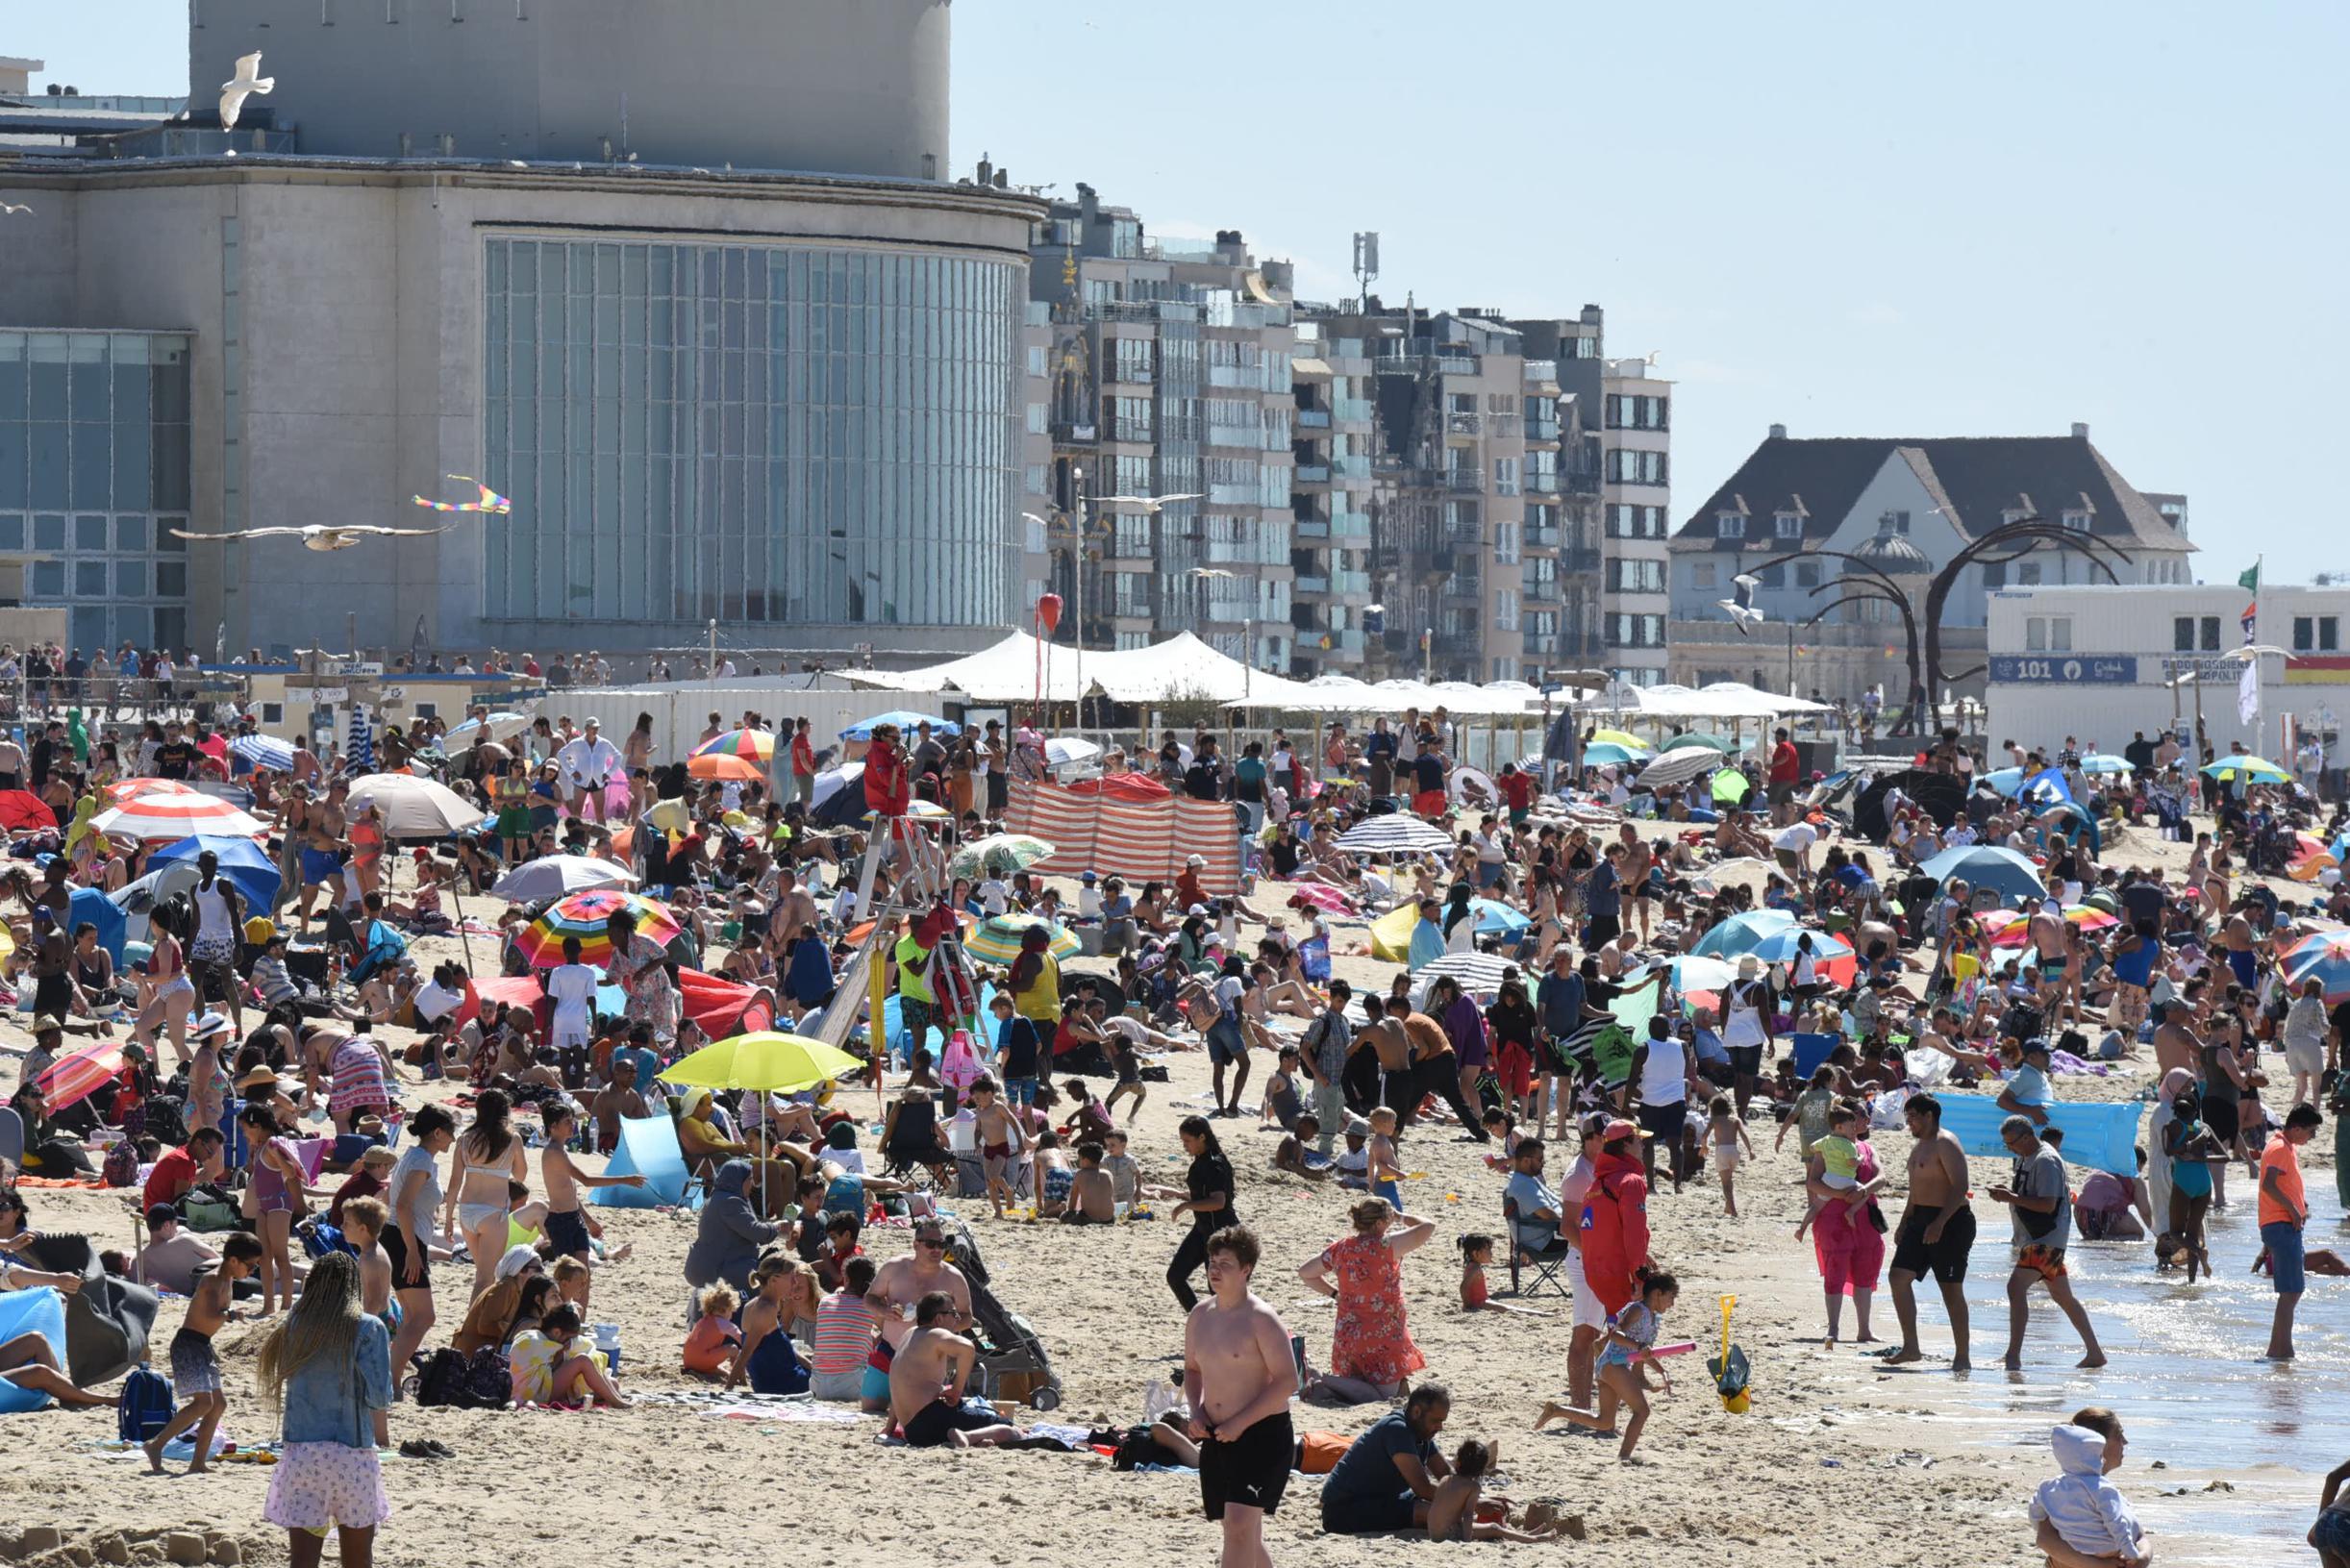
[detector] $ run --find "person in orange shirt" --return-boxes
[2260,1103,2323,1361]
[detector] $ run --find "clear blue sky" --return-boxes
[29,1,2345,580]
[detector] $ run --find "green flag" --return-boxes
[2238,562,2261,592]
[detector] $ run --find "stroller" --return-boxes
[939,1219,1063,1412]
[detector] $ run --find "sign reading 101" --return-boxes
[1988,655,2138,685]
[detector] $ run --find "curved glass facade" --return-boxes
[481,237,1021,629]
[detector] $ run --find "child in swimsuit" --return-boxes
[1366,1108,1405,1209]
[1792,1129,1861,1242]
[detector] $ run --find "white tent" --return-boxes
[844,630,1086,704]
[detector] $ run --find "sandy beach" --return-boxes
[0,824,2336,1568]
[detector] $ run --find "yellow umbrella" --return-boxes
[1588,728,1648,751]
[659,1031,863,1093]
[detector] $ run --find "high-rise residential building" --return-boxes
[1027,187,1296,672]
[0,2,1038,660]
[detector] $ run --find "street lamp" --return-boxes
[1023,467,1099,734]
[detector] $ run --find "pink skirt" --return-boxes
[262,1442,391,1532]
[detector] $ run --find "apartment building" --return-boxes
[1026,186,1296,674]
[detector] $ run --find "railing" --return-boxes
[1330,510,1373,538]
[1209,424,1262,449]
[1441,575,1481,600]
[1295,574,1331,595]
[1293,463,1331,484]
[1159,413,1204,442]
[1207,483,1258,506]
[1524,417,1562,441]
[1293,518,1329,540]
[1105,417,1154,444]
[1334,397,1375,424]
[1523,360,1558,384]
[1050,421,1097,444]
[1104,362,1155,386]
[1331,455,1371,479]
[1208,364,1262,389]
[1524,525,1562,551]
[1333,569,1372,596]
[1526,472,1560,494]
[1445,411,1483,436]
[1562,546,1601,574]
[1568,468,1602,496]
[1295,408,1332,430]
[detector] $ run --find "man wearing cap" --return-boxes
[144,1127,228,1216]
[132,1205,219,1295]
[558,717,622,825]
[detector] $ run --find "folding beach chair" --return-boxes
[1503,1193,1572,1300]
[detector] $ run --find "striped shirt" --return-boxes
[809,1291,876,1376]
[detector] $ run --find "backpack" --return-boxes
[143,1097,189,1150]
[460,1346,512,1410]
[412,1348,470,1408]
[117,1363,174,1443]
[102,1139,139,1189]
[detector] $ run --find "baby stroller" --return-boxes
[939,1219,1063,1411]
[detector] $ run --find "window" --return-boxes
[2174,616,2196,653]
[2050,616,2071,651]
[1982,562,2006,589]
[1716,511,1745,539]
[2027,617,2047,652]
[1692,561,1717,590]
[2200,616,2221,651]
[1774,511,1803,539]
[1026,402,1048,436]
[1493,457,1520,496]
[1759,564,1785,588]
[1795,561,1820,588]
[1110,338,1154,384]
[1608,448,1667,485]
[2327,617,2341,653]
[1881,510,1911,534]
[1606,394,1668,431]
[2061,509,2090,533]
[2016,563,2040,585]
[2293,615,2340,653]
[1606,559,1665,594]
[1494,522,1520,564]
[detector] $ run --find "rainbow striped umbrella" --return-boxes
[516,888,682,968]
[1977,906,2120,949]
[34,1038,126,1115]
[89,792,266,841]
[2281,930,2350,1001]
[691,728,774,764]
[964,914,1081,964]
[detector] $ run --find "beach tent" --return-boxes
[1918,845,2047,906]
[151,834,283,912]
[589,1114,692,1208]
[70,884,129,963]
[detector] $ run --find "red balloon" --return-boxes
[1036,593,1063,635]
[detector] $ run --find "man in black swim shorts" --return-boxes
[1887,1093,1977,1369]
[888,1290,1023,1450]
[1184,1224,1301,1563]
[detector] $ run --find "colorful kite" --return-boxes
[412,474,512,514]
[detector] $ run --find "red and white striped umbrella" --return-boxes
[102,779,204,806]
[89,792,267,841]
[34,1038,126,1114]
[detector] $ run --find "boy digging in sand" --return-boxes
[146,1231,263,1473]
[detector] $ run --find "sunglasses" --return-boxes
[914,1235,947,1249]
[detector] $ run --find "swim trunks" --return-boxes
[1200,1410,1293,1521]
[169,1326,222,1396]
[2012,1242,2067,1282]
[903,1397,999,1448]
[543,1207,592,1258]
[1890,1205,1975,1285]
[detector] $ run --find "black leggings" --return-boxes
[1167,1214,1232,1312]
[1412,1052,1491,1139]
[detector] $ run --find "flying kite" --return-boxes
[412,475,512,514]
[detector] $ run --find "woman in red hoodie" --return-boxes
[862,723,911,819]
[1578,1119,1654,1317]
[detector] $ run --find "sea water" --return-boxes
[1821,1182,2346,1566]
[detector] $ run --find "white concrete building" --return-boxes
[1984,583,2349,770]
[0,1,1041,662]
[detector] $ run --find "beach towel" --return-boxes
[0,1287,68,1412]
[1929,1092,2141,1177]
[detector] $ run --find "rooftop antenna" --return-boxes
[1351,231,1379,315]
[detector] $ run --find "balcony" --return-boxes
[1050,421,1098,445]
[1437,469,1482,492]
[1293,518,1329,540]
[1526,472,1561,495]
[1441,576,1481,602]
[1105,417,1154,445]
[1294,463,1331,485]
[1333,569,1372,597]
[1523,416,1562,442]
[1562,546,1601,574]
[1295,574,1331,596]
[1330,510,1373,539]
[1208,483,1257,506]
[1103,365,1155,388]
[1525,524,1562,551]
[1295,408,1332,430]
[1331,455,1371,480]
[1334,397,1375,425]
[1209,364,1261,390]
[1445,411,1483,436]
[1524,360,1558,386]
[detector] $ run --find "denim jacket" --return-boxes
[280,1312,393,1447]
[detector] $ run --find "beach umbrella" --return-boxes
[811,761,862,808]
[963,914,1080,964]
[2200,754,2290,784]
[1918,844,2047,906]
[150,834,283,911]
[692,728,774,764]
[947,833,1056,880]
[2077,754,2133,776]
[517,888,682,968]
[688,752,765,783]
[1584,742,1644,767]
[89,793,266,841]
[0,789,56,833]
[1634,747,1721,791]
[1335,816,1454,857]
[345,772,486,838]
[1662,733,1735,754]
[33,1038,127,1115]
[227,734,296,774]
[1412,951,1520,994]
[1691,908,1800,958]
[660,1031,862,1094]
[100,779,202,806]
[1449,765,1500,809]
[346,707,375,773]
[1672,954,1740,992]
[1588,729,1647,751]
[1711,769,1753,806]
[1979,767,2024,798]
[1742,927,1854,966]
[2282,931,2350,1000]
[839,711,961,742]
[1043,736,1102,768]
[491,855,639,903]
[1469,898,1529,935]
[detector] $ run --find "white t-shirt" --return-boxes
[1078,885,1104,918]
[978,879,1010,916]
[1772,822,1818,854]
[413,978,466,1026]
[546,962,601,1033]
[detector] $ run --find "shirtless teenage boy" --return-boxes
[1183,1224,1302,1568]
[538,1101,647,1271]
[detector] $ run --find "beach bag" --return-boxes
[1998,1001,2042,1043]
[117,1363,173,1443]
[412,1348,470,1408]
[101,1140,139,1190]
[143,1097,188,1150]
[180,1196,240,1234]
[460,1346,512,1409]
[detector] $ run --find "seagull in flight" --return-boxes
[1717,572,1766,635]
[172,523,450,553]
[219,52,274,130]
[1095,491,1204,513]
[0,204,30,217]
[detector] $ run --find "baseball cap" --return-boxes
[1603,1118,1653,1142]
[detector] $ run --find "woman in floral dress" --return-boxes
[1297,1196,1435,1404]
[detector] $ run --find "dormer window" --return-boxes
[2061,509,2090,533]
[1717,512,1745,539]
[1774,511,1804,539]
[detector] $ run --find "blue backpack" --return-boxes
[117,1363,174,1443]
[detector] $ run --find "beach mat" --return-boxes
[1929,1092,2141,1176]
[0,1287,69,1413]
[588,1114,691,1208]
